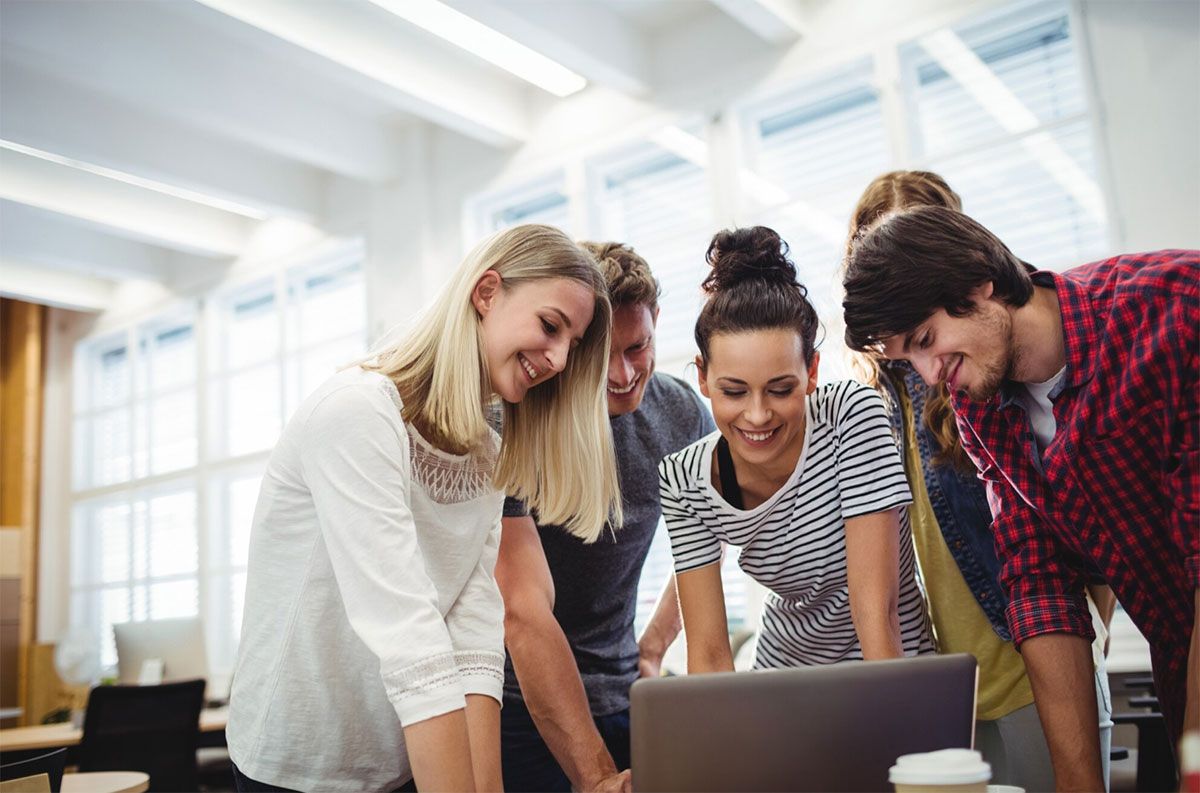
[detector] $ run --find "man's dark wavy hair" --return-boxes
[842,205,1035,352]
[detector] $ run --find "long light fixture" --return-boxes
[366,0,587,98]
[0,139,267,220]
[919,29,1106,224]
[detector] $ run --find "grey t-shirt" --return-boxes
[502,372,715,716]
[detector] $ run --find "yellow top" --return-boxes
[897,386,1034,721]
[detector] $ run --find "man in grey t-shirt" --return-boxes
[496,242,714,793]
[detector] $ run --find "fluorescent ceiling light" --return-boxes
[919,30,1106,223]
[650,126,844,244]
[0,139,267,220]
[366,0,587,97]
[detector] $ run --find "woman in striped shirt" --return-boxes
[659,226,933,672]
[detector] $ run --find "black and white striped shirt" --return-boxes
[659,380,933,667]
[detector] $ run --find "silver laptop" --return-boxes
[631,653,978,792]
[114,617,209,691]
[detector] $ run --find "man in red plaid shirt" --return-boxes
[842,205,1198,791]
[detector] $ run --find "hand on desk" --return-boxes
[588,769,631,793]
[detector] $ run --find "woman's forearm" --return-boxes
[686,640,735,674]
[853,607,904,660]
[404,708,477,792]
[465,694,502,792]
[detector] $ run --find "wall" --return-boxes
[1079,0,1200,251]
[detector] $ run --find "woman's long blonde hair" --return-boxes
[364,224,622,542]
[844,170,973,472]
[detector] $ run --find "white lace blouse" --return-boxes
[227,367,505,793]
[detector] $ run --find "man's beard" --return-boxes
[963,307,1016,402]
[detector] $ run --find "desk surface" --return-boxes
[62,772,149,793]
[0,708,227,752]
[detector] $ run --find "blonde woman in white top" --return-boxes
[227,224,622,793]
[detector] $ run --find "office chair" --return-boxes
[77,679,205,792]
[0,748,67,792]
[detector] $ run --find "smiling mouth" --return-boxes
[607,375,640,396]
[735,426,779,444]
[946,356,963,390]
[518,353,541,382]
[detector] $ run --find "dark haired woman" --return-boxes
[659,227,933,674]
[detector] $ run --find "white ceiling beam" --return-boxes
[0,61,326,222]
[0,201,187,282]
[710,0,809,43]
[0,258,115,313]
[441,0,650,96]
[0,1,406,180]
[0,146,253,257]
[193,0,531,147]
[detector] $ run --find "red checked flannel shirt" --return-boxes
[953,250,1199,740]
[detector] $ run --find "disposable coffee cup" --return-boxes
[890,748,992,793]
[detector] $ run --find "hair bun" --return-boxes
[702,226,798,294]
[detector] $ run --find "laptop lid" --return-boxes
[631,653,978,792]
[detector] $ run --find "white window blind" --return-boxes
[69,242,367,683]
[465,0,1116,653]
[479,176,572,237]
[71,484,199,667]
[592,139,712,380]
[589,137,749,631]
[902,0,1108,270]
[740,60,890,381]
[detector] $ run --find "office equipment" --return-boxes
[631,653,978,793]
[77,681,204,793]
[113,619,207,693]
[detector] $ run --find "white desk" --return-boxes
[61,772,149,793]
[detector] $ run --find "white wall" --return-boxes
[1079,0,1200,251]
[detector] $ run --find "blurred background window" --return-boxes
[67,243,365,682]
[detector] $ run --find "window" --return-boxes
[73,311,199,490]
[69,241,367,683]
[901,0,1108,269]
[71,484,199,667]
[468,0,1112,649]
[590,131,713,380]
[588,132,752,631]
[740,60,891,381]
[475,173,572,238]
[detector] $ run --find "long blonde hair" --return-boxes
[844,170,973,472]
[365,224,622,542]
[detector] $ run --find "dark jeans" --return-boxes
[232,763,417,793]
[501,696,631,793]
[232,764,298,793]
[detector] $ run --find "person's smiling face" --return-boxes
[698,328,819,474]
[879,283,1014,402]
[606,303,658,417]
[474,273,596,404]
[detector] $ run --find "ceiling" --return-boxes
[0,0,813,311]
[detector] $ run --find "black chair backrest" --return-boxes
[78,679,205,792]
[0,747,67,792]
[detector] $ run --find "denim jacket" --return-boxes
[879,361,1012,640]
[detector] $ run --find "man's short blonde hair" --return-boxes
[582,241,659,312]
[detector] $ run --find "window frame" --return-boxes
[67,238,368,686]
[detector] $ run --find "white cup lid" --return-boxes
[889,749,992,785]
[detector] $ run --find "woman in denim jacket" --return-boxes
[847,171,1114,792]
